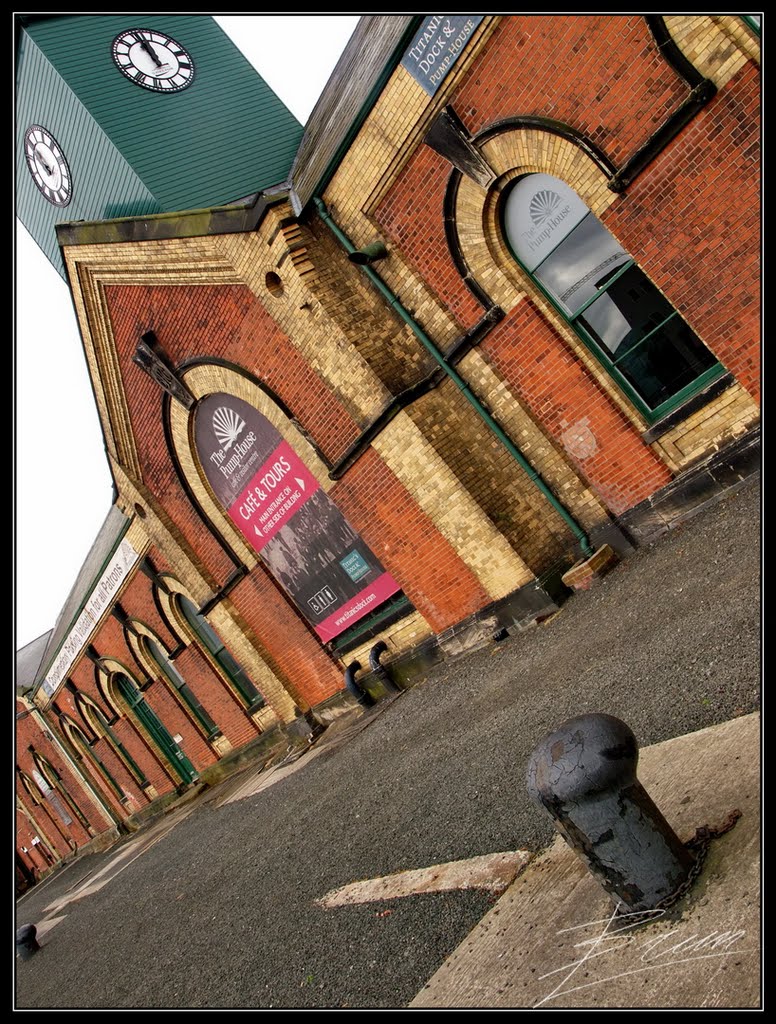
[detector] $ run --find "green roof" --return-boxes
[17,15,304,275]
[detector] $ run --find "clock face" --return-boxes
[23,125,72,206]
[111,28,195,92]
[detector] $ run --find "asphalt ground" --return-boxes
[15,475,761,1010]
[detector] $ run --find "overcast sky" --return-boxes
[15,15,360,651]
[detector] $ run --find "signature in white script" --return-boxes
[534,904,751,1008]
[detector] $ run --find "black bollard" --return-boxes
[16,923,40,960]
[343,660,375,708]
[369,641,401,694]
[527,713,694,914]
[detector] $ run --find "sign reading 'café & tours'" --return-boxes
[195,394,401,643]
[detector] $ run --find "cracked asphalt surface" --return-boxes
[15,476,761,1009]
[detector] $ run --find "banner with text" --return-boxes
[195,394,401,642]
[41,536,141,698]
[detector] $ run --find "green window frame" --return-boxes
[177,595,265,713]
[144,636,220,740]
[501,173,725,424]
[76,695,149,789]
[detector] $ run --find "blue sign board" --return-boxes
[401,15,484,96]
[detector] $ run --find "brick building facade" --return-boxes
[17,15,760,873]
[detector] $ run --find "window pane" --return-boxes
[534,214,630,315]
[216,650,262,703]
[609,317,718,409]
[180,597,224,654]
[576,265,674,356]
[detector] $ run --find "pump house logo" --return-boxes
[212,406,245,449]
[529,189,562,227]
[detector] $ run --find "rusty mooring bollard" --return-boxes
[16,923,40,960]
[527,713,694,914]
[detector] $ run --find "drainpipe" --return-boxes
[313,197,594,559]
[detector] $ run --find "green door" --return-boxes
[115,674,198,786]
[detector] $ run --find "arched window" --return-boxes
[501,173,723,422]
[175,594,265,712]
[112,670,199,787]
[59,712,132,803]
[72,692,149,792]
[141,634,221,740]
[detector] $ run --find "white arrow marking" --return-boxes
[296,478,305,490]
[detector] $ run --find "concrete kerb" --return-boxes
[410,711,761,1009]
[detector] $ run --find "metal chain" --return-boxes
[614,808,742,927]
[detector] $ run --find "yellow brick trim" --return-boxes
[328,17,501,224]
[457,350,609,530]
[121,619,242,748]
[122,622,161,681]
[155,574,297,725]
[96,661,182,785]
[665,15,759,87]
[452,133,649,438]
[371,411,534,599]
[318,18,503,362]
[651,383,760,473]
[64,239,242,286]
[63,236,244,482]
[452,129,651,437]
[474,132,617,312]
[213,229,391,425]
[336,611,433,671]
[208,600,298,723]
[112,459,218,604]
[72,266,140,477]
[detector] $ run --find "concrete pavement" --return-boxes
[411,711,761,1009]
[18,708,761,1009]
[15,476,761,1009]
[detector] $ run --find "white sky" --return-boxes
[14,15,361,651]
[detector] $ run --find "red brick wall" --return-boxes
[103,281,501,684]
[331,448,491,631]
[479,301,672,514]
[65,651,180,799]
[116,555,266,749]
[376,143,482,332]
[373,15,759,510]
[377,15,690,331]
[599,64,761,402]
[15,702,97,853]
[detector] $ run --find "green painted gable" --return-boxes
[17,15,304,277]
[16,29,161,277]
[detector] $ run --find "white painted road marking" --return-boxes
[317,850,534,908]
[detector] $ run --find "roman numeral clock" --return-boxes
[111,29,195,93]
[16,15,304,279]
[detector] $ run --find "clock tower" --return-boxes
[15,15,304,278]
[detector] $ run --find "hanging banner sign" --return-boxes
[41,536,141,698]
[401,15,484,95]
[195,394,401,643]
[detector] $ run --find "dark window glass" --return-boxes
[178,597,264,710]
[146,637,219,738]
[503,175,722,419]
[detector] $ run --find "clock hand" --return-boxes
[36,150,54,176]
[140,39,163,67]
